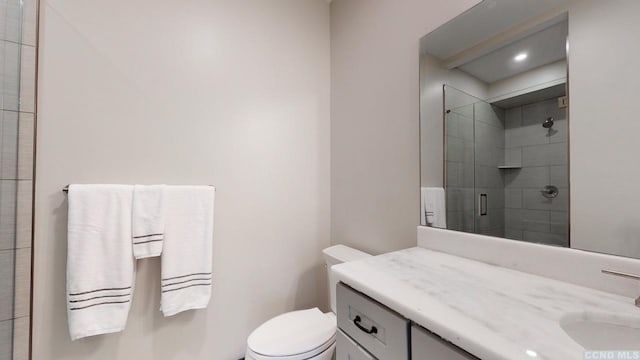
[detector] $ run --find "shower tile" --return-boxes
[475,120,504,148]
[475,102,505,129]
[476,187,504,210]
[13,316,29,360]
[446,162,461,188]
[504,148,522,166]
[18,112,34,180]
[16,180,31,249]
[0,0,22,43]
[550,211,569,235]
[475,165,503,188]
[19,44,36,113]
[505,189,522,209]
[450,104,473,119]
[522,98,565,127]
[0,249,15,321]
[522,209,550,233]
[505,228,523,240]
[505,124,548,148]
[522,143,568,166]
[446,137,466,163]
[475,143,502,166]
[0,180,17,249]
[548,118,568,144]
[1,40,20,110]
[504,166,549,189]
[445,114,459,138]
[21,0,39,46]
[447,211,462,231]
[522,188,568,211]
[505,107,522,129]
[523,231,567,247]
[0,318,12,360]
[505,208,523,230]
[1,110,19,179]
[550,165,569,188]
[13,248,30,318]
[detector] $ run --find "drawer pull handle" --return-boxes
[353,315,378,335]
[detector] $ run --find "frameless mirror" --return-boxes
[420,0,640,259]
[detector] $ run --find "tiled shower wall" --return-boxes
[473,102,505,238]
[503,98,569,246]
[0,0,37,359]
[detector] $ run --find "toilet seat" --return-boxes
[245,335,335,360]
[246,308,336,360]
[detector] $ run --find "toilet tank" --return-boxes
[322,245,370,313]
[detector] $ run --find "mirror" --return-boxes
[420,0,640,259]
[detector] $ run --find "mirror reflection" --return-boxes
[420,1,569,246]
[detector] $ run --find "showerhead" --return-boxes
[543,117,554,129]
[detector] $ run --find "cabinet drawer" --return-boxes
[411,325,478,360]
[336,283,409,360]
[336,330,375,360]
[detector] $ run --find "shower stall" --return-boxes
[444,85,569,246]
[1,0,38,359]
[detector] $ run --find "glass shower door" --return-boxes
[444,85,477,234]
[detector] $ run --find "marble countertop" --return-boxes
[331,247,640,360]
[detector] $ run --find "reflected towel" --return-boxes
[421,187,446,228]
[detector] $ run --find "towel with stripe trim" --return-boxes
[161,186,215,316]
[66,184,135,340]
[132,185,167,259]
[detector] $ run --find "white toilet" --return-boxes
[244,245,371,360]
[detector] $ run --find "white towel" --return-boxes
[421,187,446,229]
[161,186,215,316]
[66,184,135,340]
[132,184,167,259]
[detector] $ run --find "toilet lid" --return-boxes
[247,308,336,357]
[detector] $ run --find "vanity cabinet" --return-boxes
[336,283,409,359]
[411,325,478,360]
[336,282,478,360]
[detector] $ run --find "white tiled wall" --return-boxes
[0,0,37,358]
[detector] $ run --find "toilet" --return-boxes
[244,245,371,360]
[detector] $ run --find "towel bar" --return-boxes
[62,185,215,193]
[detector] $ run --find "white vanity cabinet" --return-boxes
[411,325,477,360]
[336,282,478,360]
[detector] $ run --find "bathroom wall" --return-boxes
[568,0,640,257]
[503,98,569,246]
[34,0,330,359]
[331,0,481,254]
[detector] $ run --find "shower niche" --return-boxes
[444,84,569,246]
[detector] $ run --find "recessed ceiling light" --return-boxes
[514,53,528,62]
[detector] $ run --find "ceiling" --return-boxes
[492,83,566,108]
[420,0,569,60]
[459,20,568,83]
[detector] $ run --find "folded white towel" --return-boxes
[66,184,135,340]
[421,187,446,229]
[132,185,167,259]
[161,186,215,316]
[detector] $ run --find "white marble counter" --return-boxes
[331,247,640,360]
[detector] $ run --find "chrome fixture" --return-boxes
[543,117,554,128]
[541,185,559,199]
[601,269,640,308]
